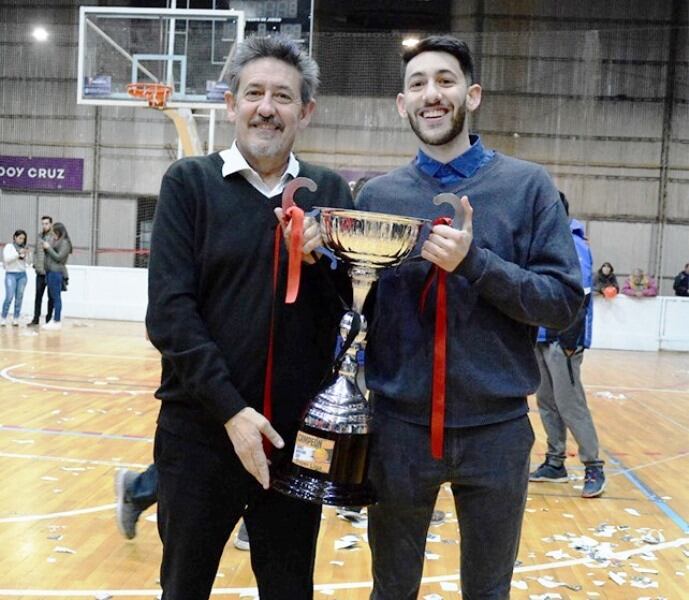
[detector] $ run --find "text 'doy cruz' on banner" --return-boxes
[0,156,84,191]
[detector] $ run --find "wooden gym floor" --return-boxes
[0,319,687,599]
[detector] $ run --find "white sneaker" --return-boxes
[42,320,62,331]
[0,318,6,327]
[11,318,19,327]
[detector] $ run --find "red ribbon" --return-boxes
[262,203,306,454]
[420,217,452,460]
[282,205,305,304]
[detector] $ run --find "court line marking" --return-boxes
[606,450,689,534]
[0,537,686,596]
[0,451,149,470]
[585,383,689,395]
[0,348,159,362]
[611,449,689,478]
[0,504,116,524]
[624,398,689,433]
[0,364,151,395]
[0,425,153,443]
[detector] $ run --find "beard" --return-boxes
[407,103,466,146]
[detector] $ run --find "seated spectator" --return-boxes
[673,263,689,297]
[622,268,657,298]
[593,262,619,298]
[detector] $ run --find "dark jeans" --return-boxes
[368,411,534,600]
[155,426,322,600]
[46,271,63,321]
[33,273,54,322]
[129,463,158,511]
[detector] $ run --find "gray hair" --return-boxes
[227,35,320,104]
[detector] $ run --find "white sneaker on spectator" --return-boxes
[0,318,6,327]
[233,521,250,551]
[42,320,62,331]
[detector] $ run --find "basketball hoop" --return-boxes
[126,83,173,109]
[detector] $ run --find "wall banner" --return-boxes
[0,156,84,191]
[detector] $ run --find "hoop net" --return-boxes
[126,83,173,108]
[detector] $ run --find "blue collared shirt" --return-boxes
[415,134,495,184]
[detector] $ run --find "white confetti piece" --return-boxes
[608,571,626,585]
[329,560,344,566]
[41,476,59,481]
[54,546,76,555]
[334,535,360,550]
[624,508,641,517]
[422,594,444,600]
[511,580,528,590]
[424,552,440,560]
[632,567,658,574]
[630,576,658,589]
[439,581,458,592]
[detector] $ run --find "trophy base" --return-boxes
[271,468,375,507]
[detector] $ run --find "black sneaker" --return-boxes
[27,319,39,327]
[582,465,606,498]
[529,461,568,483]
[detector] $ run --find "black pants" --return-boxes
[155,426,322,600]
[33,273,54,322]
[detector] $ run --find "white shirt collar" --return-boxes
[219,141,300,198]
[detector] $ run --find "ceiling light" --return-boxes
[32,27,49,42]
[402,37,419,48]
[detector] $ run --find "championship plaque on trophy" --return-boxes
[272,207,426,506]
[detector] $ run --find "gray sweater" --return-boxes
[357,153,583,428]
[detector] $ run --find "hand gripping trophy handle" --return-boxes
[271,207,427,506]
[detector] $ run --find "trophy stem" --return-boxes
[350,265,379,315]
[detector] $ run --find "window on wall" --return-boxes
[136,196,157,268]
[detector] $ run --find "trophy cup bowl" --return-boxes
[271,208,427,506]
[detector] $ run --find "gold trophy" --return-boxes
[272,207,426,505]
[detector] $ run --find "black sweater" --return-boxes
[146,153,353,442]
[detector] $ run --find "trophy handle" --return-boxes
[283,176,318,211]
[433,193,464,229]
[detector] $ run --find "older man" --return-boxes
[146,35,352,600]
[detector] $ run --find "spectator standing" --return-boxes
[2,229,30,327]
[28,215,55,326]
[42,222,72,331]
[530,194,606,498]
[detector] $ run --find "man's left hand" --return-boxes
[422,196,474,272]
[274,207,320,265]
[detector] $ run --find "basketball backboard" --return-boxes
[77,7,246,110]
